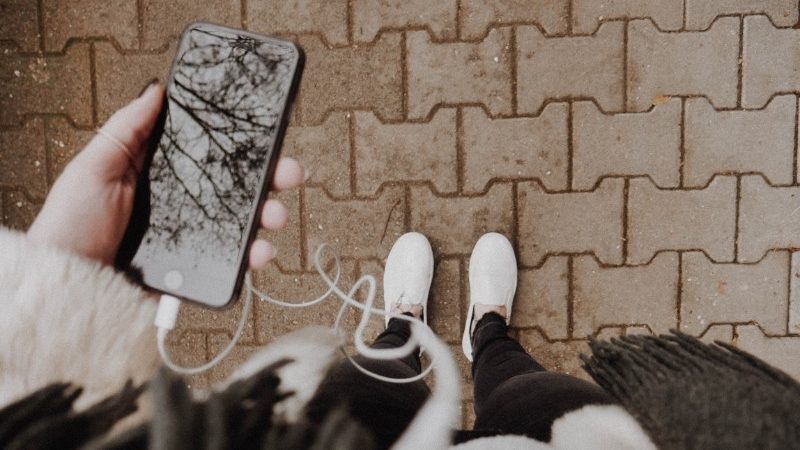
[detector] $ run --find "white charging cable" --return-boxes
[154,244,437,383]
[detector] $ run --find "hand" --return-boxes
[27,82,304,270]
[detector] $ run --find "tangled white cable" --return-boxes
[155,244,437,383]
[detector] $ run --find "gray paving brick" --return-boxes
[684,96,796,188]
[739,175,800,263]
[353,0,457,42]
[628,176,737,264]
[518,330,593,382]
[572,0,683,34]
[94,42,174,123]
[789,252,800,334]
[681,251,789,336]
[410,183,513,254]
[686,0,798,31]
[247,0,347,45]
[0,119,47,199]
[742,15,800,108]
[517,22,624,114]
[43,117,92,188]
[282,113,351,197]
[459,0,569,39]
[1,189,40,230]
[573,99,681,190]
[463,104,568,193]
[42,0,137,51]
[512,256,570,340]
[0,44,92,127]
[407,28,512,119]
[518,178,625,266]
[0,0,40,52]
[574,252,679,337]
[627,18,739,112]
[304,186,406,268]
[298,33,403,125]
[355,109,457,195]
[142,0,240,50]
[735,325,800,380]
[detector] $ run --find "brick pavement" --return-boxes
[4,1,800,426]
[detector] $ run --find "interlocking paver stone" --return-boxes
[253,262,357,343]
[0,0,40,52]
[429,258,462,343]
[742,16,800,109]
[739,175,800,263]
[353,0,456,42]
[735,325,800,380]
[511,256,569,340]
[355,109,457,195]
[44,117,93,184]
[627,18,739,112]
[410,184,513,254]
[574,252,679,336]
[407,28,512,119]
[177,292,258,345]
[247,0,346,45]
[572,0,683,34]
[304,185,405,267]
[518,178,625,267]
[0,119,47,199]
[42,0,137,51]
[298,33,402,124]
[208,334,259,384]
[686,0,798,31]
[628,176,737,264]
[142,0,240,50]
[94,42,174,123]
[463,104,568,193]
[1,190,40,230]
[573,99,681,190]
[681,251,789,335]
[261,190,303,272]
[699,325,735,344]
[684,96,796,188]
[517,23,624,114]
[789,252,800,334]
[0,44,92,127]
[164,330,209,387]
[282,113,351,197]
[459,0,569,38]
[518,330,592,382]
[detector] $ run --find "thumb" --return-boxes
[81,81,165,180]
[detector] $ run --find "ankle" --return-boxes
[471,305,507,334]
[391,303,423,320]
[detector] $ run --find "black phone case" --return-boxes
[116,22,304,309]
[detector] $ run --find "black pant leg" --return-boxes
[470,312,613,442]
[471,312,546,415]
[306,317,429,450]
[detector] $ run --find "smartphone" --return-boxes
[116,22,303,308]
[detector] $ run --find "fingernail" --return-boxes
[137,78,159,98]
[303,165,311,182]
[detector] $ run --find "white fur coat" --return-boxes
[0,227,656,449]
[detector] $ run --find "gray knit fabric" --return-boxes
[582,331,800,450]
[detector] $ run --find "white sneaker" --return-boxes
[383,232,434,327]
[462,232,517,361]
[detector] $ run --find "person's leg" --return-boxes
[470,313,613,442]
[471,311,545,412]
[307,232,435,449]
[306,315,429,449]
[462,233,613,442]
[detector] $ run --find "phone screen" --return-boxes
[126,24,301,307]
